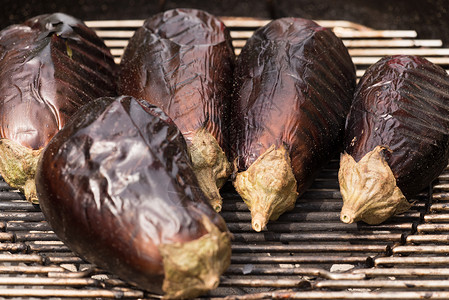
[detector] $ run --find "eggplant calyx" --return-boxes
[189,128,232,212]
[0,139,42,204]
[158,216,232,299]
[338,146,412,225]
[234,144,298,232]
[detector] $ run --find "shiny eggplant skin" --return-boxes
[340,55,449,224]
[118,8,234,212]
[0,13,117,150]
[0,13,117,203]
[231,18,356,231]
[35,96,231,299]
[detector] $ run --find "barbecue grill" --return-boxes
[1,13,449,300]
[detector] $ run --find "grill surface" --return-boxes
[1,17,449,299]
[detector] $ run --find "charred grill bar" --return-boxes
[0,17,448,299]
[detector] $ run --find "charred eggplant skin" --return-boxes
[344,55,449,197]
[232,17,356,186]
[118,9,235,211]
[35,96,230,298]
[231,17,355,203]
[0,12,117,150]
[118,8,234,148]
[0,13,117,203]
[230,17,356,231]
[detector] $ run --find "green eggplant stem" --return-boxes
[0,139,41,204]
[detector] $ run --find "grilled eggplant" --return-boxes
[118,8,234,212]
[35,95,231,299]
[339,55,449,225]
[231,18,356,232]
[0,13,117,203]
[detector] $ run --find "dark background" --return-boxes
[2,0,449,46]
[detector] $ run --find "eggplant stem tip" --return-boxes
[214,204,222,212]
[252,221,262,232]
[340,214,353,224]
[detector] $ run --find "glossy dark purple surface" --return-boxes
[231,17,356,194]
[36,96,228,293]
[345,55,449,196]
[0,13,117,150]
[118,8,234,150]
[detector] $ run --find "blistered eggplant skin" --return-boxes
[231,18,356,231]
[35,96,231,298]
[118,8,234,212]
[340,55,449,224]
[118,8,234,144]
[0,13,117,203]
[345,55,449,197]
[0,13,117,150]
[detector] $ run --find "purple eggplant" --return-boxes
[118,8,234,212]
[0,13,117,203]
[231,18,356,231]
[339,55,449,225]
[35,95,231,299]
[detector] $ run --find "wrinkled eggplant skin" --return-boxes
[36,96,228,293]
[118,8,234,150]
[345,55,449,197]
[231,18,356,193]
[0,13,117,150]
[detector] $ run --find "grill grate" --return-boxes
[0,17,449,299]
